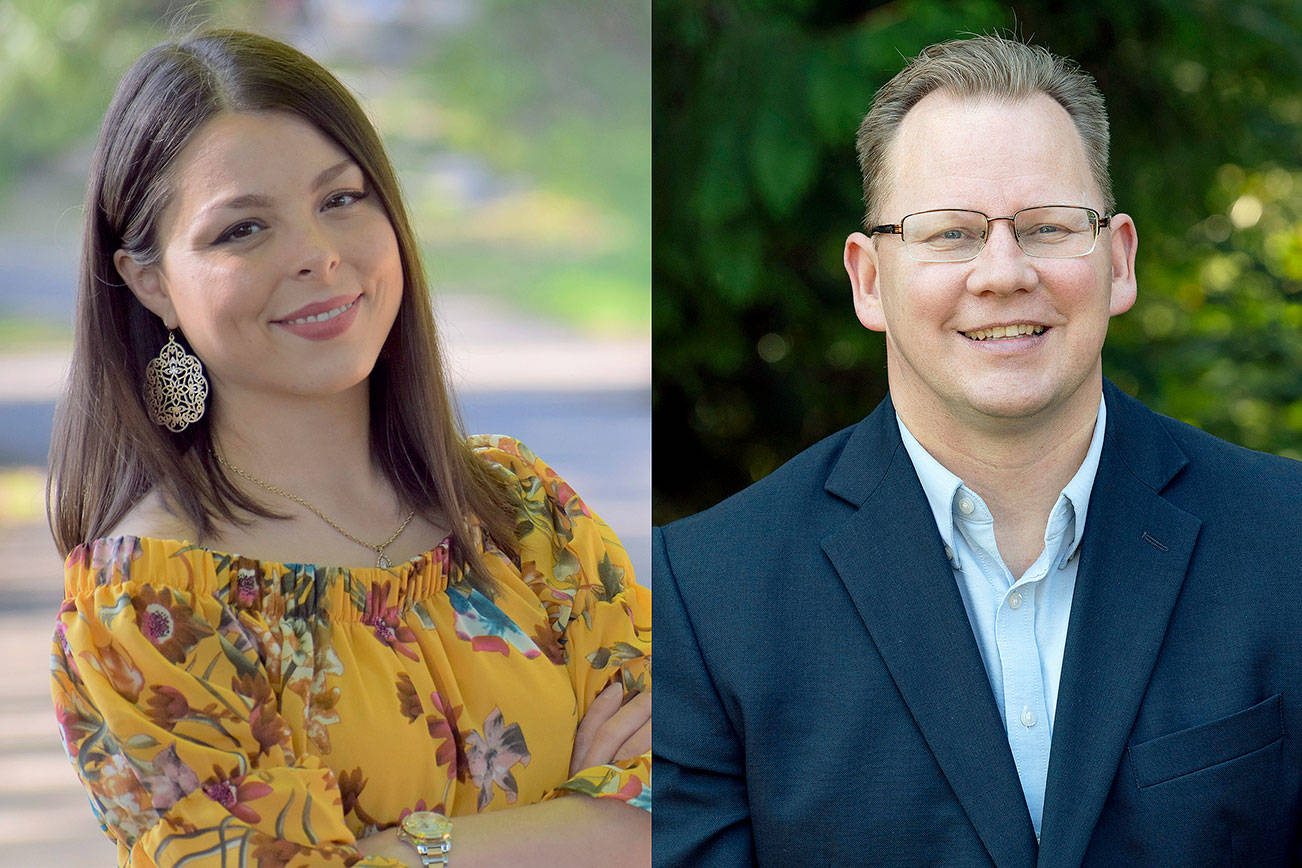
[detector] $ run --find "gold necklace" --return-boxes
[215,453,417,568]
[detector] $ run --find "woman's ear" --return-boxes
[114,250,177,329]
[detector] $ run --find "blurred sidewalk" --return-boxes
[0,297,649,864]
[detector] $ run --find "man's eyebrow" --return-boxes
[198,160,360,218]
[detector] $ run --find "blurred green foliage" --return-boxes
[350,0,650,334]
[416,0,649,334]
[653,0,1302,523]
[0,0,255,197]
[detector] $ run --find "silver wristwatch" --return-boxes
[397,811,452,866]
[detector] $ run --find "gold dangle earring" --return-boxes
[144,331,209,432]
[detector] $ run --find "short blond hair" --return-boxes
[855,35,1113,225]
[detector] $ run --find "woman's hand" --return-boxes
[356,796,649,868]
[354,826,419,866]
[570,682,651,776]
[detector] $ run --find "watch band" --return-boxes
[409,836,451,866]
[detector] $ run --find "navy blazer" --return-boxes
[654,381,1302,866]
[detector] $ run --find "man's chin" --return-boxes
[958,380,1098,432]
[971,393,1054,420]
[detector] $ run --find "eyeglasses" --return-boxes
[869,205,1111,262]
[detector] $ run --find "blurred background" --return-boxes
[653,0,1302,523]
[0,0,648,863]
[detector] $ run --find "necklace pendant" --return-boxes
[376,552,391,569]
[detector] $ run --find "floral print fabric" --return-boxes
[50,437,651,867]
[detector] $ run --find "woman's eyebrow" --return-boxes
[311,158,358,190]
[197,160,360,220]
[199,192,273,219]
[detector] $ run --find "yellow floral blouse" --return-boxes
[50,436,651,867]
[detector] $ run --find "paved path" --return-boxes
[0,526,108,865]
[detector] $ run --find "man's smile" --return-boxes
[961,323,1049,341]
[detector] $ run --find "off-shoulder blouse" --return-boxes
[50,436,651,867]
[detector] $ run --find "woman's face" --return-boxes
[116,110,404,414]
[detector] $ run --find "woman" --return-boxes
[47,29,650,868]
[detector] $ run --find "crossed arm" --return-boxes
[356,687,651,866]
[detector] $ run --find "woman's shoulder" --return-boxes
[467,434,541,475]
[466,435,587,514]
[101,489,194,542]
[468,435,554,498]
[466,436,646,643]
[63,535,211,602]
[67,491,212,595]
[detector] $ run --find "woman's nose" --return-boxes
[293,221,340,279]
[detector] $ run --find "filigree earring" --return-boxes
[144,331,208,432]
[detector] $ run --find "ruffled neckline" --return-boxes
[69,532,456,576]
[63,534,464,618]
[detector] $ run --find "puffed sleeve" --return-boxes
[50,539,404,867]
[469,436,651,811]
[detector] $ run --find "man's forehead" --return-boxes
[893,89,1081,149]
[882,90,1097,211]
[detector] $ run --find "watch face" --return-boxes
[402,811,452,839]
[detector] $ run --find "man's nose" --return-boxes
[966,218,1036,295]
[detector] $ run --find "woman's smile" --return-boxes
[273,293,363,340]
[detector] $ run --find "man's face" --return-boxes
[846,90,1137,433]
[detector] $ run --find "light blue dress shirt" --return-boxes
[896,397,1106,838]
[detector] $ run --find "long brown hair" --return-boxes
[48,29,517,592]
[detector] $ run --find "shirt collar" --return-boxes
[896,417,964,559]
[1058,395,1107,566]
[896,395,1107,568]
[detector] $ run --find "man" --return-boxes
[654,35,1302,866]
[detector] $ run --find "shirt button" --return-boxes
[957,497,975,516]
[1021,707,1037,728]
[1008,592,1023,610]
[944,545,955,560]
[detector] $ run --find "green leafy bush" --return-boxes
[653,0,1302,522]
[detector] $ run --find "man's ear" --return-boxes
[114,250,177,329]
[1106,213,1138,317]
[845,231,887,332]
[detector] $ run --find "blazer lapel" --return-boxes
[822,398,1039,868]
[1037,383,1201,866]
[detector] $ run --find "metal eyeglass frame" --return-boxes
[868,205,1112,262]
